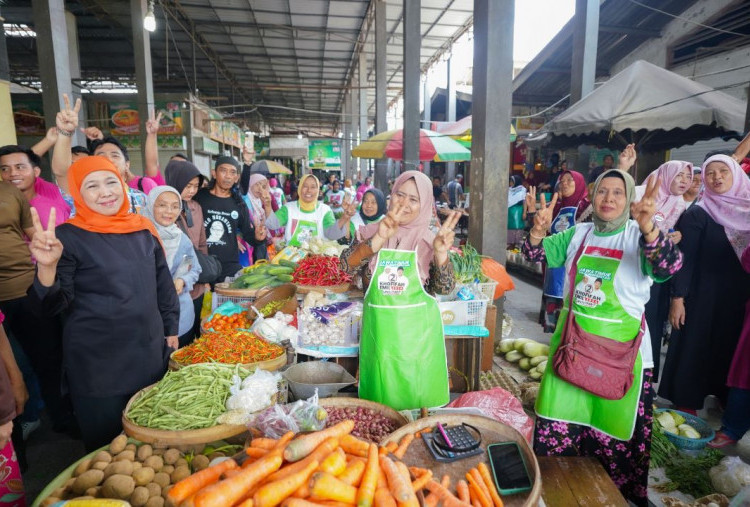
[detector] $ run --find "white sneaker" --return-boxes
[21,420,40,440]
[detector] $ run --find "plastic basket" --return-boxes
[212,277,258,311]
[654,408,715,450]
[437,293,489,326]
[476,281,498,301]
[297,304,362,348]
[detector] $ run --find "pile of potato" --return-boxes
[41,434,216,506]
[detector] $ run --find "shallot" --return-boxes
[324,406,399,443]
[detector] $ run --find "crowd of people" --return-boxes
[520,134,750,505]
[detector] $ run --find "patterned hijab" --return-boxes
[591,169,636,234]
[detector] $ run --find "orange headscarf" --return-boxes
[66,156,160,242]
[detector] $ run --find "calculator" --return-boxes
[423,424,483,463]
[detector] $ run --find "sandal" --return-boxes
[708,431,737,449]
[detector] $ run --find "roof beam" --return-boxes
[599,24,661,37]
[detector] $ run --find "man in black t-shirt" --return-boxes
[194,156,266,281]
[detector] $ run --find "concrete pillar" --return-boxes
[184,102,195,162]
[423,78,431,175]
[358,57,368,180]
[374,0,388,191]
[446,57,457,181]
[570,0,599,173]
[0,8,16,146]
[469,0,513,268]
[131,0,155,168]
[350,82,359,179]
[32,0,85,147]
[341,98,350,178]
[402,0,421,170]
[65,10,86,142]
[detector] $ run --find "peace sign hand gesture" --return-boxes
[341,195,357,219]
[531,192,559,237]
[631,175,661,234]
[434,210,460,265]
[524,186,538,215]
[56,94,81,135]
[145,110,163,136]
[29,207,63,269]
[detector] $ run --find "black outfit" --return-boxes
[587,165,608,184]
[644,281,670,381]
[659,206,750,408]
[432,185,443,202]
[194,188,264,280]
[32,226,179,450]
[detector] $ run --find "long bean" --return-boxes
[126,363,252,430]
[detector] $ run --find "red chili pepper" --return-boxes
[292,255,351,286]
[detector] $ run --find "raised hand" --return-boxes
[524,186,537,215]
[631,175,660,233]
[618,143,637,172]
[55,94,81,135]
[377,202,406,242]
[531,192,559,235]
[145,110,163,136]
[341,195,357,219]
[253,215,268,242]
[242,147,254,165]
[434,210,460,263]
[28,207,63,268]
[45,127,59,144]
[261,188,273,212]
[80,126,104,141]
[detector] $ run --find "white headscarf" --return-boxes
[144,186,184,269]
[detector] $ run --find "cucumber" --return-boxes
[278,259,299,269]
[275,274,294,282]
[267,266,294,275]
[246,276,273,289]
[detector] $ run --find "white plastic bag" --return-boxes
[710,456,750,497]
[225,369,281,420]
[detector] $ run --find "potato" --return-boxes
[51,487,66,498]
[76,496,95,500]
[145,496,165,507]
[143,455,164,472]
[72,469,105,494]
[162,484,172,499]
[103,460,133,479]
[162,465,174,475]
[145,482,161,498]
[85,486,101,498]
[64,477,77,488]
[132,466,155,487]
[73,458,92,477]
[132,461,142,471]
[130,485,151,506]
[109,434,128,455]
[170,466,191,484]
[152,448,166,456]
[91,461,109,471]
[152,472,171,488]
[114,450,136,462]
[163,448,181,465]
[125,443,137,453]
[174,458,188,469]
[101,474,135,499]
[92,451,113,464]
[41,498,60,507]
[137,444,153,461]
[191,454,210,472]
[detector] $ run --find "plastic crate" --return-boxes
[211,277,257,311]
[476,281,498,301]
[297,304,362,348]
[436,293,489,326]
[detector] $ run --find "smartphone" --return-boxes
[486,442,533,495]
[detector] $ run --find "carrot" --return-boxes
[254,459,319,507]
[246,447,270,458]
[291,482,310,499]
[339,459,366,487]
[376,466,387,490]
[168,458,238,505]
[379,456,413,503]
[237,500,254,507]
[318,502,356,507]
[456,480,470,503]
[267,437,340,482]
[410,469,432,492]
[423,475,450,507]
[407,467,429,477]
[341,434,370,457]
[356,443,379,507]
[468,469,492,506]
[224,468,242,478]
[424,479,472,507]
[477,463,504,507]
[309,472,358,504]
[393,434,415,459]
[472,498,482,507]
[391,459,419,507]
[374,487,397,507]
[284,421,355,462]
[271,431,295,453]
[251,438,278,450]
[416,428,432,438]
[319,448,347,476]
[194,454,283,507]
[281,499,321,507]
[467,479,492,507]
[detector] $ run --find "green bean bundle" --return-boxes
[126,363,252,430]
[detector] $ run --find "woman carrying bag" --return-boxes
[521,163,682,506]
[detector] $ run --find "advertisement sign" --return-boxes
[308,139,341,169]
[12,98,46,136]
[109,101,183,136]
[255,137,271,158]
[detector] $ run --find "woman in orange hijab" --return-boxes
[28,156,180,451]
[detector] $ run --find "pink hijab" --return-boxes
[698,155,750,260]
[635,161,692,232]
[247,173,268,222]
[359,170,436,284]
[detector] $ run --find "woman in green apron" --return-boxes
[263,174,356,247]
[522,156,683,506]
[340,171,461,410]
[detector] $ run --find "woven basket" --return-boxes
[654,408,715,450]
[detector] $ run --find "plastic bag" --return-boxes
[251,311,297,344]
[447,387,534,442]
[250,391,327,438]
[710,456,750,497]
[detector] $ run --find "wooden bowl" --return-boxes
[381,414,542,507]
[319,397,409,428]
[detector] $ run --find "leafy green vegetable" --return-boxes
[655,446,724,498]
[449,244,488,283]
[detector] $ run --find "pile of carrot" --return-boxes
[166,421,505,507]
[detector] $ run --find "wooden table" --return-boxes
[538,456,628,506]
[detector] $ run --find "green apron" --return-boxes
[359,248,449,410]
[536,239,643,440]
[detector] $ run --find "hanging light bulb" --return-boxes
[143,0,156,32]
[297,133,303,139]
